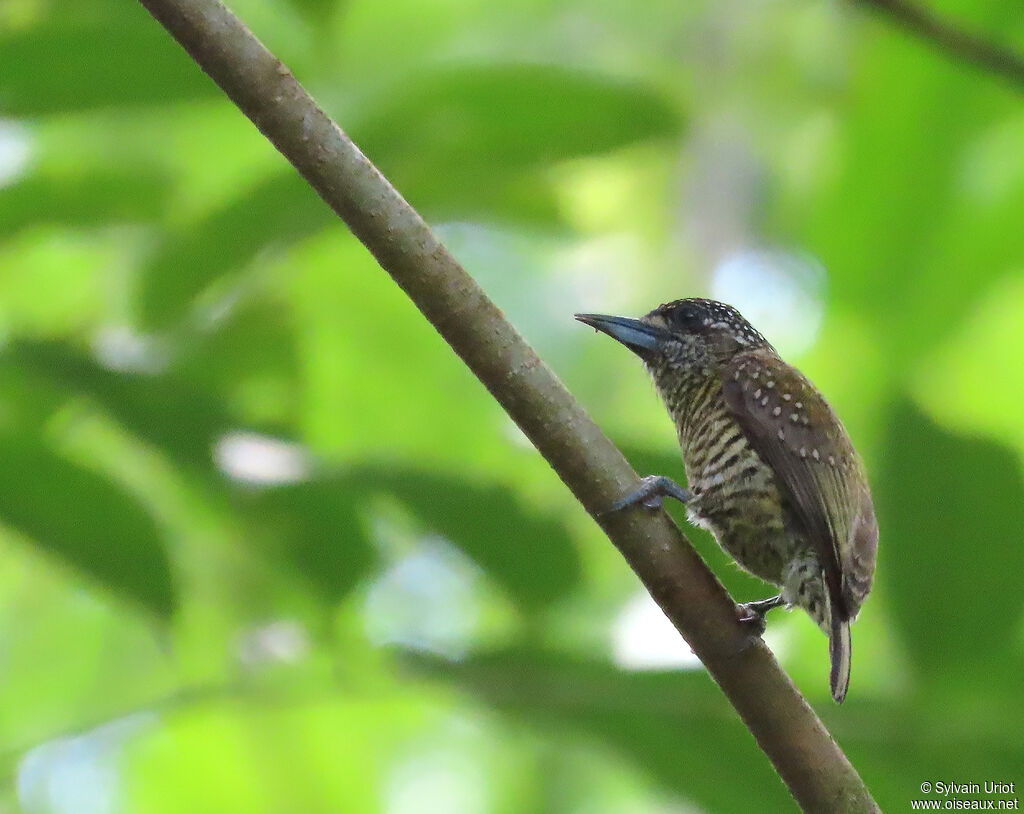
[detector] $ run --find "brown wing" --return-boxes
[721,349,858,621]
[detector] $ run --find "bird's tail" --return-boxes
[829,611,852,704]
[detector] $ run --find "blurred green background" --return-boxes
[1,0,1023,811]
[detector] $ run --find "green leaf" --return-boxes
[0,14,218,116]
[138,172,335,329]
[351,63,683,221]
[134,65,683,328]
[875,400,1024,684]
[790,3,1023,365]
[0,430,174,616]
[227,461,582,610]
[124,695,423,814]
[350,464,582,610]
[10,340,234,475]
[355,64,681,171]
[10,344,574,609]
[173,299,303,428]
[0,169,171,235]
[233,481,375,603]
[405,648,792,812]
[403,644,1024,812]
[280,0,343,26]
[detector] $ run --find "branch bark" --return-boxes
[136,0,879,810]
[853,0,1024,91]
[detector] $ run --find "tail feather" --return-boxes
[829,613,852,703]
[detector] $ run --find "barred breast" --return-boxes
[669,379,798,589]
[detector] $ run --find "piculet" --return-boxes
[576,298,878,703]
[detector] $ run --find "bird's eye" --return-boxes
[675,306,703,329]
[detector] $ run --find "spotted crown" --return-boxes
[649,298,772,349]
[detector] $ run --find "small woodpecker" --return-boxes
[577,298,878,703]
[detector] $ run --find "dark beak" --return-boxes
[574,313,666,358]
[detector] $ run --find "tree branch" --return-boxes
[135,0,879,810]
[853,0,1024,91]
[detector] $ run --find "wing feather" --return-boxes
[721,350,856,620]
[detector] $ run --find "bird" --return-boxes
[576,298,877,703]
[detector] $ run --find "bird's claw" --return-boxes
[735,604,768,636]
[607,475,690,514]
[610,491,663,512]
[735,595,787,636]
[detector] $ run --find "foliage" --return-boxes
[1,0,1023,811]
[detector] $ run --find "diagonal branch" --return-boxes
[136,0,879,810]
[853,0,1024,91]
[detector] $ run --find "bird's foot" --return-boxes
[609,475,691,513]
[735,594,787,636]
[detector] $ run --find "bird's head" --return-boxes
[575,298,772,372]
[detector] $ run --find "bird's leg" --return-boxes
[735,594,787,635]
[610,475,691,512]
